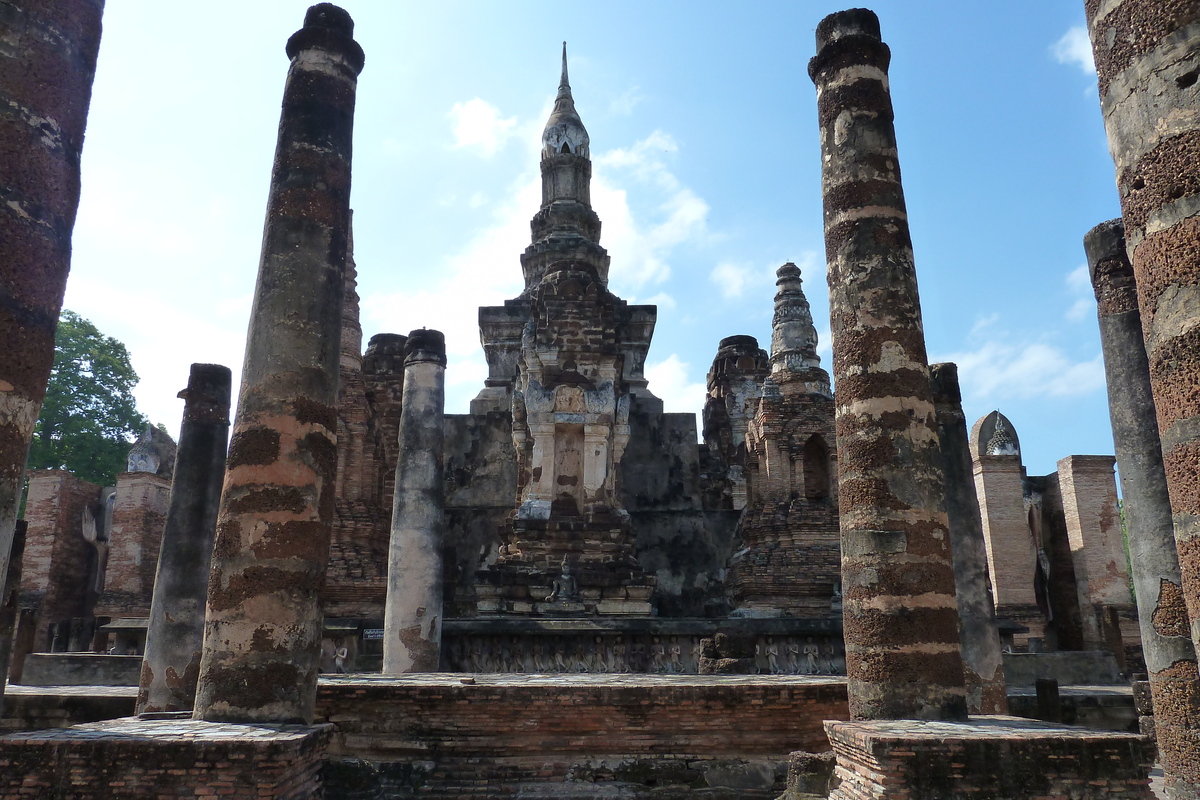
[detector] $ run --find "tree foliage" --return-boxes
[26,310,149,487]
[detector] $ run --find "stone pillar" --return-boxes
[1086,218,1200,799]
[808,9,966,722]
[382,330,447,674]
[1087,1,1200,654]
[137,364,232,714]
[0,0,104,620]
[930,363,1009,715]
[0,522,26,713]
[193,4,363,725]
[1057,455,1134,648]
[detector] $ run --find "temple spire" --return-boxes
[559,41,569,95]
[542,42,589,158]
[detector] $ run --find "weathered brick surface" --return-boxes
[317,674,847,796]
[19,471,100,652]
[825,717,1155,800]
[1057,455,1136,648]
[317,675,844,756]
[973,454,1039,611]
[0,718,330,799]
[93,472,170,619]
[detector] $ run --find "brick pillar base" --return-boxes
[824,717,1154,800]
[0,717,331,799]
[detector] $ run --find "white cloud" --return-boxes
[710,262,751,297]
[1065,264,1095,322]
[971,313,1001,335]
[941,340,1105,401]
[1052,26,1095,74]
[708,260,782,299]
[594,131,711,291]
[449,98,518,156]
[362,171,537,412]
[609,86,644,116]
[645,353,707,415]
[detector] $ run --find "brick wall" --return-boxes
[825,717,1154,800]
[973,455,1039,610]
[1058,455,1135,649]
[317,675,848,792]
[19,471,100,652]
[93,472,171,619]
[0,718,330,800]
[730,387,839,614]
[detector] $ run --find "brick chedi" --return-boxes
[0,0,103,627]
[1086,0,1200,662]
[970,410,1046,648]
[472,46,657,616]
[1086,218,1200,799]
[325,228,404,620]
[702,335,769,511]
[726,263,839,617]
[809,8,966,722]
[194,3,364,725]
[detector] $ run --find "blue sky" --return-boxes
[63,1,1118,477]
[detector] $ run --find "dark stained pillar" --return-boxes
[137,364,232,714]
[0,521,26,715]
[382,330,447,674]
[1087,1,1200,660]
[0,0,104,626]
[1086,219,1200,799]
[809,9,967,722]
[930,363,1009,715]
[193,3,363,725]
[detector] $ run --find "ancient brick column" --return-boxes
[1057,454,1134,649]
[1086,218,1200,798]
[930,363,1008,715]
[1087,1,1200,654]
[809,9,966,721]
[193,3,363,724]
[0,522,26,714]
[137,364,231,714]
[0,0,104,615]
[382,330,447,674]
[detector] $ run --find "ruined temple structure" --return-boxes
[15,426,177,669]
[969,410,1141,669]
[720,265,840,618]
[318,48,847,674]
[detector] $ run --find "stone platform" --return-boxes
[825,716,1155,800]
[0,716,332,799]
[316,673,849,798]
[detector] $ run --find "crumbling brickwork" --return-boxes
[0,718,331,800]
[93,472,170,619]
[19,471,100,653]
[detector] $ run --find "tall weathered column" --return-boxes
[1087,1,1200,653]
[382,330,447,674]
[0,0,104,614]
[193,3,363,724]
[930,363,1008,715]
[1086,218,1200,800]
[137,364,231,714]
[809,9,966,721]
[0,522,27,714]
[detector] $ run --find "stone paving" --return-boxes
[3,715,324,742]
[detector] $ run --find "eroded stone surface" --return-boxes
[809,8,966,722]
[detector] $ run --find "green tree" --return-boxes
[26,310,149,486]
